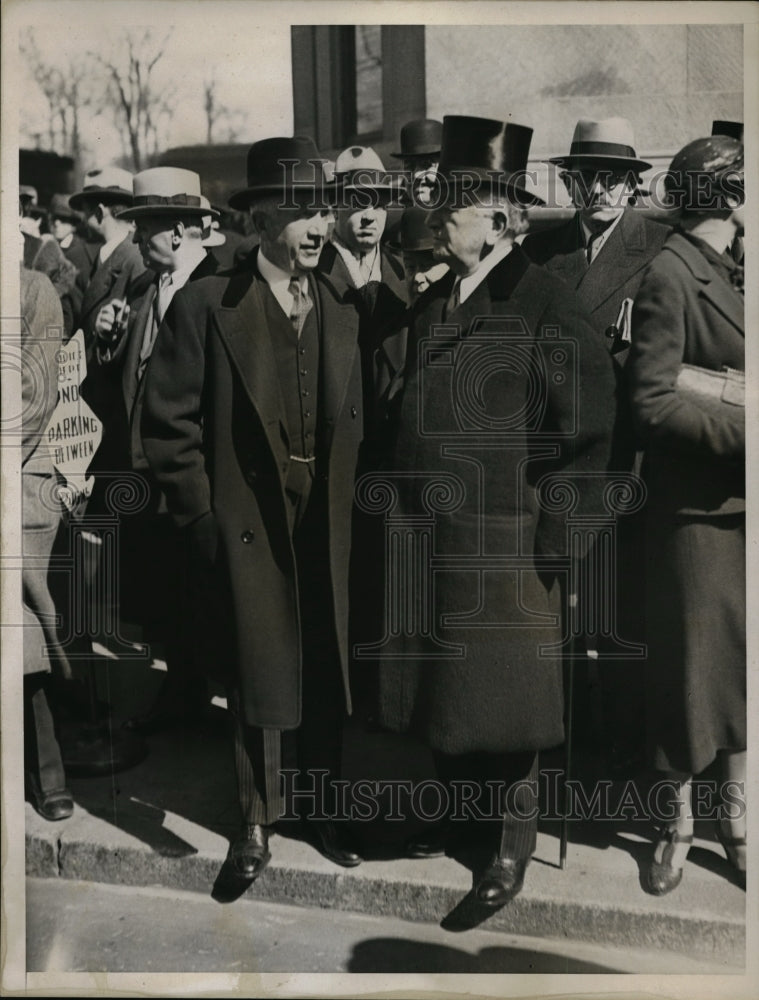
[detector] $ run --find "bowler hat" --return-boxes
[228,136,330,210]
[549,118,651,172]
[69,166,134,210]
[386,207,435,252]
[712,120,744,141]
[435,115,544,206]
[48,193,81,222]
[391,119,443,159]
[117,167,217,220]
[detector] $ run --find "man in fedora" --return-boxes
[70,166,151,349]
[141,137,366,878]
[522,118,670,772]
[376,115,615,905]
[84,167,220,733]
[391,118,443,207]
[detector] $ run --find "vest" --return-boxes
[262,282,320,469]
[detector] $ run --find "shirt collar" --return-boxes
[258,247,306,293]
[99,232,128,264]
[165,245,207,289]
[456,240,514,305]
[331,232,381,288]
[580,209,624,250]
[58,233,74,250]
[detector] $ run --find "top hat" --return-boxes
[117,167,217,220]
[48,193,82,222]
[712,120,744,142]
[549,118,651,172]
[69,166,135,210]
[391,119,443,159]
[386,207,435,253]
[228,136,330,210]
[436,115,544,206]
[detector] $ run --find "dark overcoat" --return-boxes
[521,208,670,352]
[627,230,745,774]
[141,249,364,729]
[377,245,617,755]
[80,235,151,349]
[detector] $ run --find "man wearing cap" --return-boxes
[376,115,616,906]
[141,137,366,878]
[70,166,150,349]
[319,145,409,455]
[84,167,220,733]
[522,118,670,770]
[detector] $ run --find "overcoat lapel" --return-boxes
[666,233,744,335]
[577,209,654,313]
[214,257,290,472]
[314,264,362,453]
[122,283,157,415]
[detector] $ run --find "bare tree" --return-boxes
[203,74,249,144]
[91,28,175,171]
[20,28,95,163]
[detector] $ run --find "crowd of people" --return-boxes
[19,111,745,908]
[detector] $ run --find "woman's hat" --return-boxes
[665,135,743,212]
[549,118,651,173]
[391,119,443,159]
[69,166,135,210]
[435,115,544,206]
[228,136,330,210]
[117,168,217,220]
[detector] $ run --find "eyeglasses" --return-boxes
[561,168,637,190]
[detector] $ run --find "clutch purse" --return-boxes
[675,364,745,410]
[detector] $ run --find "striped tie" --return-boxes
[289,276,311,338]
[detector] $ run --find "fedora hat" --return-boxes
[386,207,435,252]
[48,193,82,222]
[391,119,443,159]
[549,118,651,172]
[117,167,216,220]
[228,136,330,210]
[712,120,743,141]
[69,166,134,210]
[435,115,544,206]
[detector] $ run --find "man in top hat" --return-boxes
[375,115,615,905]
[522,118,671,770]
[70,166,151,349]
[391,118,443,207]
[84,167,220,733]
[141,137,366,879]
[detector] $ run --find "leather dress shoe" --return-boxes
[405,823,455,859]
[310,821,363,867]
[227,824,271,879]
[645,827,693,896]
[26,776,74,822]
[474,854,529,907]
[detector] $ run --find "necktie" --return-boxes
[289,276,312,338]
[444,280,460,320]
[137,273,172,380]
[586,232,601,265]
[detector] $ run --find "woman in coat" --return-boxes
[627,135,745,893]
[20,261,74,821]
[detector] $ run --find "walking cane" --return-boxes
[560,654,574,870]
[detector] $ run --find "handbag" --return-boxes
[675,363,745,411]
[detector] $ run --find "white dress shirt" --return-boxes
[257,248,308,315]
[450,239,515,310]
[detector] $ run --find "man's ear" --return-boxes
[95,204,106,225]
[172,221,185,246]
[485,208,509,245]
[559,172,573,199]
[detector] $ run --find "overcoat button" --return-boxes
[351,406,357,418]
[241,531,255,544]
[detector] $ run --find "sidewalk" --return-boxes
[25,641,746,970]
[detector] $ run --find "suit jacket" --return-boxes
[628,230,744,517]
[521,208,670,354]
[318,241,409,460]
[79,234,151,351]
[377,244,617,755]
[141,249,364,728]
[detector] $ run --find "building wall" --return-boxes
[425,24,743,159]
